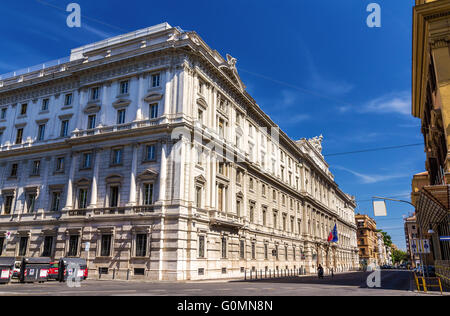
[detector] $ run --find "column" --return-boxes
[158,142,168,204]
[64,153,78,210]
[37,157,51,214]
[127,144,139,206]
[163,68,173,117]
[88,150,101,208]
[136,75,145,121]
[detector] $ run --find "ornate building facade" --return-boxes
[411,0,450,285]
[0,23,359,280]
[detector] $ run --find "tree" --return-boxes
[392,249,409,264]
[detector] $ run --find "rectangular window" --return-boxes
[109,186,119,207]
[218,186,224,212]
[26,193,36,213]
[42,236,53,257]
[196,186,202,209]
[38,124,46,141]
[100,234,112,257]
[4,196,13,215]
[87,115,96,130]
[198,109,203,124]
[19,237,28,256]
[150,103,158,119]
[0,237,4,256]
[50,192,61,212]
[0,108,6,119]
[64,94,73,106]
[221,237,227,259]
[264,244,268,260]
[10,164,18,177]
[120,80,129,95]
[198,236,205,258]
[15,128,23,144]
[143,183,153,205]
[251,242,256,260]
[112,149,123,165]
[68,235,79,257]
[31,160,40,176]
[146,144,155,161]
[152,74,160,87]
[78,189,88,209]
[117,109,126,125]
[42,99,49,111]
[56,157,65,172]
[91,87,100,101]
[60,120,69,137]
[218,119,224,138]
[20,103,27,115]
[240,240,245,259]
[82,153,92,169]
[136,234,147,257]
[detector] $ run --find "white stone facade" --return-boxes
[0,23,359,280]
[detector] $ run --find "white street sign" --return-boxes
[85,242,90,252]
[373,201,387,217]
[421,239,431,254]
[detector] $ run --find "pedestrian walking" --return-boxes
[318,264,324,279]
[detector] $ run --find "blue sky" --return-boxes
[0,0,421,250]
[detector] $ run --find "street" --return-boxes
[0,270,439,296]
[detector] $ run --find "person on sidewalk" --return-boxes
[318,264,324,279]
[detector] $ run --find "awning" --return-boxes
[417,185,450,229]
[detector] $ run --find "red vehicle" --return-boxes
[48,262,59,280]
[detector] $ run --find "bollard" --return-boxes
[260,270,262,280]
[250,270,252,280]
[126,269,130,280]
[113,268,116,280]
[245,270,247,281]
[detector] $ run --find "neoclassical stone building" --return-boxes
[0,23,359,280]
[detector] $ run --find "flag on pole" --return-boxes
[328,231,333,242]
[332,224,339,243]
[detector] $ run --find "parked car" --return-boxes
[48,262,59,280]
[415,265,436,277]
[12,261,21,279]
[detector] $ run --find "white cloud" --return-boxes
[334,166,409,184]
[362,91,411,115]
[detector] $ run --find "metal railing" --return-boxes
[0,57,70,81]
[67,205,155,217]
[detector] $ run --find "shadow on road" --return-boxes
[231,270,414,292]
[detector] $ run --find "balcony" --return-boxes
[66,205,155,217]
[209,210,244,229]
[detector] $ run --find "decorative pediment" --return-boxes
[218,54,246,92]
[195,175,207,184]
[105,174,123,184]
[83,103,101,114]
[76,177,91,186]
[197,96,208,109]
[137,168,159,180]
[144,93,163,103]
[112,99,131,109]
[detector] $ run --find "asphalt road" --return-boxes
[0,270,440,296]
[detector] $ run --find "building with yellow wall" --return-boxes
[355,214,379,268]
[412,0,450,285]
